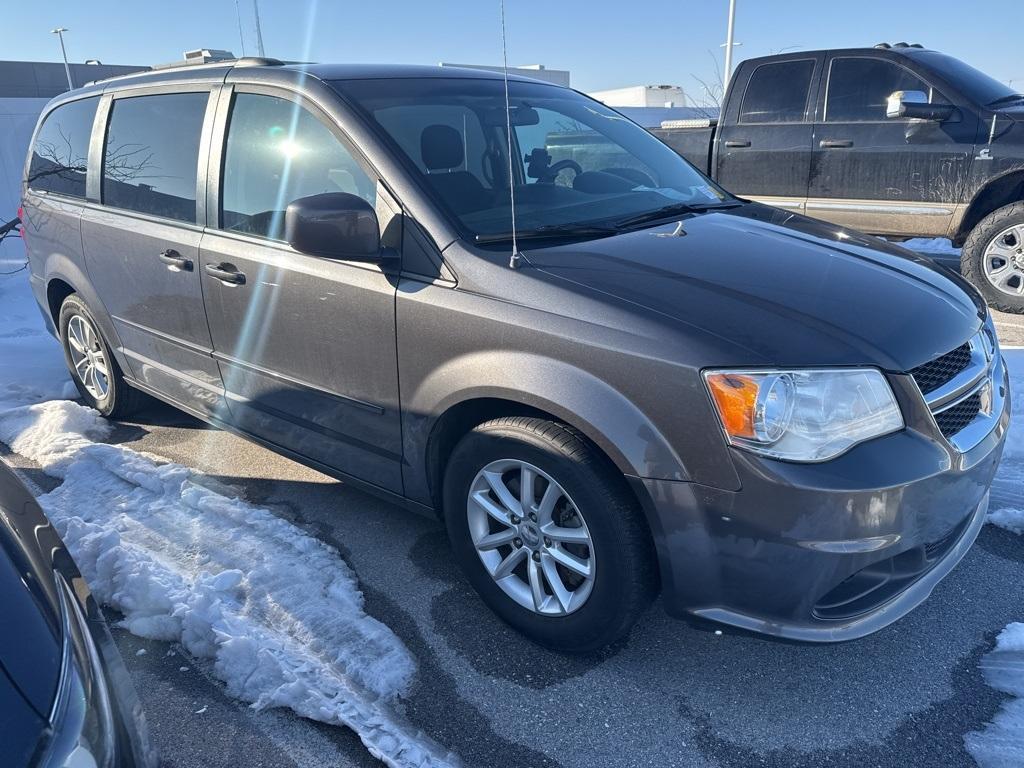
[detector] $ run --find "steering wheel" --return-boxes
[546,158,583,181]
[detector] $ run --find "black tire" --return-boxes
[58,294,142,418]
[961,201,1024,314]
[443,416,657,652]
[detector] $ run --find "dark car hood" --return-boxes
[525,203,985,371]
[0,463,63,718]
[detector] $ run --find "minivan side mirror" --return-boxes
[285,192,381,262]
[885,90,955,121]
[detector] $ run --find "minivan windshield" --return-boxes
[333,77,731,241]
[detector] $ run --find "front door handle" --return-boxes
[819,139,854,148]
[158,249,193,271]
[724,139,752,148]
[204,262,246,285]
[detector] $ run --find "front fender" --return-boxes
[401,350,690,507]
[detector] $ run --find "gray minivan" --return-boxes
[21,57,1009,651]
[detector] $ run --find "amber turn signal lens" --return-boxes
[705,372,759,439]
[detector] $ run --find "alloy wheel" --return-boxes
[982,223,1024,297]
[466,459,596,616]
[67,314,110,400]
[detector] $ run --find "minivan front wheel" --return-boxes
[59,295,139,417]
[443,417,656,652]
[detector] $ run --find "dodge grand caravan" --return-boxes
[20,58,1010,651]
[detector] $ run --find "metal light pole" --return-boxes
[723,0,737,86]
[51,27,74,90]
[252,0,266,57]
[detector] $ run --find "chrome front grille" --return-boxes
[911,328,1002,452]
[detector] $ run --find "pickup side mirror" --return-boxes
[885,90,955,121]
[285,192,382,262]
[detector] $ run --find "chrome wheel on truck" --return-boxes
[981,223,1024,298]
[961,200,1024,314]
[467,458,596,616]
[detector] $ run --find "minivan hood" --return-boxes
[525,203,984,371]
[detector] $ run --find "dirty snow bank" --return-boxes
[0,400,459,768]
[965,623,1024,768]
[902,237,961,256]
[967,349,1024,767]
[0,270,77,409]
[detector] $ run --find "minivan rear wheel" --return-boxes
[443,416,656,652]
[58,295,141,417]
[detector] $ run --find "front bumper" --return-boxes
[632,353,1010,642]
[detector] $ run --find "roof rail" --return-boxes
[150,49,284,71]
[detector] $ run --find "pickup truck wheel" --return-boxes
[961,201,1024,314]
[443,416,657,652]
[58,295,141,418]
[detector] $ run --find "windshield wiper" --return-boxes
[475,224,618,245]
[612,201,742,230]
[987,93,1024,107]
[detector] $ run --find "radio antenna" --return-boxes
[499,0,521,269]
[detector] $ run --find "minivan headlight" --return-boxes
[703,368,903,461]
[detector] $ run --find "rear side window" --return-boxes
[102,92,209,222]
[739,60,815,123]
[826,58,935,122]
[27,97,98,197]
[221,93,375,241]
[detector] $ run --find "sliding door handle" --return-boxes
[724,139,752,148]
[158,249,193,271]
[204,262,246,285]
[819,139,854,148]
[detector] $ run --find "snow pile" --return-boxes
[902,237,961,256]
[0,400,459,768]
[965,624,1024,767]
[988,350,1024,535]
[968,350,1024,766]
[0,271,77,409]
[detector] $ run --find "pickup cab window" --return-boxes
[826,58,943,122]
[739,60,815,124]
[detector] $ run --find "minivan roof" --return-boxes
[82,60,551,92]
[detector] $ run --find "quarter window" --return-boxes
[102,92,208,222]
[826,58,940,122]
[221,93,375,241]
[27,97,99,197]
[739,60,815,124]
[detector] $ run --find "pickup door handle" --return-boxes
[204,262,246,285]
[819,139,854,148]
[158,249,192,271]
[724,139,751,148]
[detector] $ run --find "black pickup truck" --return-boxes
[652,44,1024,313]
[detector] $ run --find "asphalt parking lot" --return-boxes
[5,391,1022,768]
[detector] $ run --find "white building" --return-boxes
[588,84,687,108]
[439,63,570,87]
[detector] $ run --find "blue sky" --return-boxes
[6,1,1022,95]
